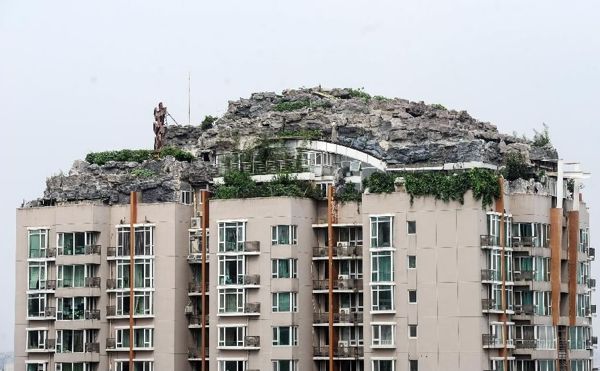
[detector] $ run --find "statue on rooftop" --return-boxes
[153,102,167,151]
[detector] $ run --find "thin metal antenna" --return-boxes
[188,72,191,124]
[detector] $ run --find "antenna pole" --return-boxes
[188,72,191,124]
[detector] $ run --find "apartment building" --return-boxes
[15,132,594,371]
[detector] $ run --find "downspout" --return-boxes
[201,190,209,371]
[495,178,509,369]
[129,191,138,368]
[327,185,335,371]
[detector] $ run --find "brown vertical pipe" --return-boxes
[568,211,579,325]
[327,185,335,371]
[495,178,508,368]
[129,192,138,368]
[201,190,209,371]
[550,208,562,326]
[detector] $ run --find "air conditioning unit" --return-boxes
[338,340,349,348]
[339,307,351,315]
[191,217,201,229]
[337,242,349,248]
[338,274,350,280]
[349,161,361,172]
[337,280,348,290]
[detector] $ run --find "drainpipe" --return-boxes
[128,192,138,369]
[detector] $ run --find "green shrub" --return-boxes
[201,115,218,130]
[503,152,533,181]
[277,129,323,140]
[213,171,319,199]
[335,183,362,202]
[85,147,194,165]
[159,146,195,162]
[431,103,446,110]
[274,100,311,112]
[532,124,551,147]
[348,88,371,100]
[131,168,155,178]
[363,172,396,193]
[373,95,390,101]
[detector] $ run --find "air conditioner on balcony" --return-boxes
[191,217,201,229]
[337,242,349,248]
[339,307,351,315]
[338,340,349,348]
[338,274,349,280]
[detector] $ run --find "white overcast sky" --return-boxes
[1,0,599,354]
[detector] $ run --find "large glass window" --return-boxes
[570,360,591,371]
[537,360,556,371]
[117,227,130,256]
[272,326,298,346]
[219,255,245,285]
[28,229,48,258]
[371,251,393,282]
[371,216,392,248]
[27,329,48,350]
[218,221,246,252]
[372,324,394,346]
[533,291,551,316]
[115,327,154,349]
[134,226,154,255]
[28,262,47,290]
[272,259,297,279]
[336,226,363,246]
[56,330,85,353]
[218,361,245,371]
[536,326,556,350]
[372,360,395,371]
[534,257,550,282]
[272,360,297,371]
[580,228,590,252]
[218,288,244,313]
[218,326,245,347]
[55,364,91,371]
[134,259,154,288]
[28,293,47,318]
[57,265,85,288]
[371,285,394,311]
[271,225,297,245]
[57,232,97,255]
[272,292,297,312]
[27,364,47,371]
[115,361,153,371]
[569,326,589,350]
[57,297,86,320]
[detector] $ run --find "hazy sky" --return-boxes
[1,0,599,354]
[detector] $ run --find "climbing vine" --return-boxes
[213,170,320,200]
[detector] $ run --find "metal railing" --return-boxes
[188,315,209,326]
[218,241,260,253]
[106,338,116,350]
[480,235,499,247]
[244,303,261,314]
[313,312,363,324]
[106,305,116,317]
[85,309,100,320]
[514,271,534,281]
[313,279,363,291]
[85,342,100,353]
[313,345,364,358]
[188,282,209,293]
[85,277,101,288]
[187,347,209,359]
[312,246,363,258]
[481,299,499,311]
[44,306,56,317]
[84,244,101,255]
[515,339,537,349]
[244,336,260,348]
[514,304,534,315]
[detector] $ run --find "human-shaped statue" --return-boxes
[153,102,167,151]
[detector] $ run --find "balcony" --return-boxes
[482,334,513,348]
[188,282,209,294]
[481,269,503,282]
[313,279,363,291]
[589,248,595,260]
[84,245,101,255]
[244,336,260,349]
[85,309,100,320]
[85,342,100,353]
[241,274,260,286]
[480,235,500,248]
[586,305,597,317]
[514,271,534,282]
[44,306,56,318]
[312,246,363,259]
[107,247,116,257]
[514,304,534,316]
[589,278,596,289]
[515,339,537,349]
[313,312,363,324]
[106,338,116,350]
[187,254,208,263]
[313,345,364,358]
[481,299,501,312]
[46,280,57,290]
[187,347,209,360]
[219,241,260,254]
[106,305,116,317]
[188,315,209,327]
[85,277,101,288]
[244,302,260,314]
[512,236,540,248]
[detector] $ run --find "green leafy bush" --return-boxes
[277,129,323,140]
[131,168,155,178]
[201,115,218,130]
[363,172,396,193]
[213,171,319,199]
[431,103,446,110]
[274,100,311,112]
[503,152,533,181]
[86,147,194,165]
[348,88,371,100]
[532,124,551,147]
[335,183,362,203]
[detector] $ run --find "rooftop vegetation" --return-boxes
[201,115,218,130]
[213,170,320,199]
[85,146,194,166]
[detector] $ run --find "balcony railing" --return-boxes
[482,299,499,311]
[85,342,100,353]
[313,345,364,358]
[106,338,116,350]
[480,235,499,247]
[244,336,260,348]
[589,278,596,289]
[106,305,116,317]
[46,280,56,290]
[244,302,261,314]
[188,315,209,326]
[313,279,363,291]
[514,304,534,315]
[313,312,363,324]
[85,277,101,288]
[312,246,363,258]
[589,248,595,260]
[188,347,209,359]
[106,279,117,290]
[85,309,100,320]
[515,339,537,349]
[44,306,56,317]
[107,247,116,257]
[514,271,534,281]
[219,241,260,253]
[188,282,209,293]
[241,274,260,285]
[512,236,541,248]
[84,244,102,255]
[482,334,500,347]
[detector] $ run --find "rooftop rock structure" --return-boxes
[29,87,557,206]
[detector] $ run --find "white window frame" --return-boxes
[272,360,298,371]
[55,329,86,353]
[271,259,298,279]
[370,216,393,249]
[272,292,298,312]
[218,221,246,253]
[218,288,245,313]
[372,359,396,371]
[371,251,393,282]
[218,255,245,285]
[407,255,416,269]
[28,261,47,291]
[218,325,246,348]
[26,328,48,351]
[371,285,394,312]
[271,225,298,245]
[372,324,395,347]
[272,326,298,346]
[27,293,47,319]
[115,360,153,371]
[28,229,49,259]
[115,326,154,349]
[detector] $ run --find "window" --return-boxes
[218,361,245,371]
[533,291,551,316]
[134,259,154,288]
[26,364,47,371]
[219,326,245,347]
[371,286,394,311]
[57,265,85,288]
[577,262,590,284]
[57,297,86,320]
[569,326,589,350]
[27,329,48,350]
[371,251,393,282]
[372,360,395,371]
[55,363,90,371]
[219,255,245,285]
[189,229,209,255]
[116,261,130,289]
[115,291,154,316]
[580,228,590,252]
[181,190,193,205]
[28,229,48,258]
[115,327,153,349]
[218,221,246,252]
[56,330,85,353]
[272,259,298,278]
[272,360,297,371]
[408,255,416,269]
[409,360,418,371]
[271,225,297,245]
[371,216,392,248]
[536,326,556,350]
[408,290,417,304]
[409,325,417,338]
[272,292,297,312]
[534,257,550,282]
[117,227,130,256]
[218,288,244,313]
[537,360,556,371]
[134,226,154,255]
[336,226,363,246]
[407,221,416,234]
[57,232,97,255]
[28,262,47,290]
[372,324,395,346]
[273,326,298,346]
[28,293,47,318]
[115,361,153,371]
[571,360,591,371]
